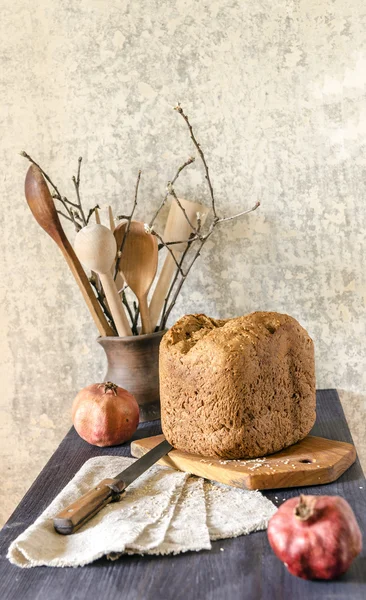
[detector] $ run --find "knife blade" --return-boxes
[53,439,173,535]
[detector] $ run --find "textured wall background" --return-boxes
[1,0,366,526]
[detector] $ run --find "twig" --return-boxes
[114,170,141,280]
[86,204,100,224]
[174,105,218,219]
[52,194,79,209]
[160,198,260,328]
[149,227,184,275]
[158,106,262,328]
[196,212,202,233]
[158,239,193,330]
[217,201,260,223]
[167,182,201,235]
[158,201,259,248]
[56,210,74,222]
[162,235,202,246]
[160,230,214,329]
[132,301,140,333]
[21,151,82,231]
[72,157,87,225]
[89,277,117,334]
[21,151,64,202]
[149,156,195,228]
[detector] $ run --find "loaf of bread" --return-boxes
[160,312,316,459]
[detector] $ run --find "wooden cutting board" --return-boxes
[131,435,356,490]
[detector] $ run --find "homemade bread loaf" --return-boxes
[160,312,316,459]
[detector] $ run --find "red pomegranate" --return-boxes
[72,382,139,447]
[267,494,362,580]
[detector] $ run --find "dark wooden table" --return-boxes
[0,390,365,600]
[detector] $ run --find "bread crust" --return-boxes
[160,312,316,459]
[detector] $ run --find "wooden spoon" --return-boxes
[107,206,124,293]
[24,165,114,337]
[74,224,132,337]
[115,221,158,334]
[149,198,209,330]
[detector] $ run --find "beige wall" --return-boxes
[1,0,366,526]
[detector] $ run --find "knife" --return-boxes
[53,439,173,535]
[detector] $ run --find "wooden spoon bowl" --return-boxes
[115,221,158,334]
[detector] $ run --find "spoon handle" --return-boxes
[99,273,132,337]
[139,295,152,334]
[58,240,115,337]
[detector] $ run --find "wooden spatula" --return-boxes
[115,221,158,334]
[24,165,114,337]
[149,198,209,331]
[74,224,132,337]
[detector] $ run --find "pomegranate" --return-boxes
[267,494,362,580]
[72,382,139,447]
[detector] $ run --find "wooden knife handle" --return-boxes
[53,478,125,535]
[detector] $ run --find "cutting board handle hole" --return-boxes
[298,458,313,464]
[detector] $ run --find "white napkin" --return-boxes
[8,456,277,568]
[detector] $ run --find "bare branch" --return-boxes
[114,170,141,279]
[150,227,184,275]
[217,201,260,223]
[196,212,202,233]
[163,234,202,246]
[21,151,82,231]
[174,105,218,218]
[132,301,140,333]
[121,290,138,334]
[160,229,215,329]
[21,151,64,201]
[52,194,80,209]
[160,199,260,328]
[72,157,87,225]
[86,204,100,225]
[158,242,191,330]
[76,156,82,187]
[168,182,201,235]
[56,210,74,222]
[89,276,117,334]
[149,156,195,228]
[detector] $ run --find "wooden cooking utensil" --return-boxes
[90,208,103,294]
[131,434,357,491]
[115,221,158,334]
[74,224,132,337]
[107,206,124,294]
[94,207,101,224]
[24,165,114,337]
[149,198,209,331]
[108,205,115,232]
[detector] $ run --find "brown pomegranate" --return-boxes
[72,382,139,447]
[267,494,362,580]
